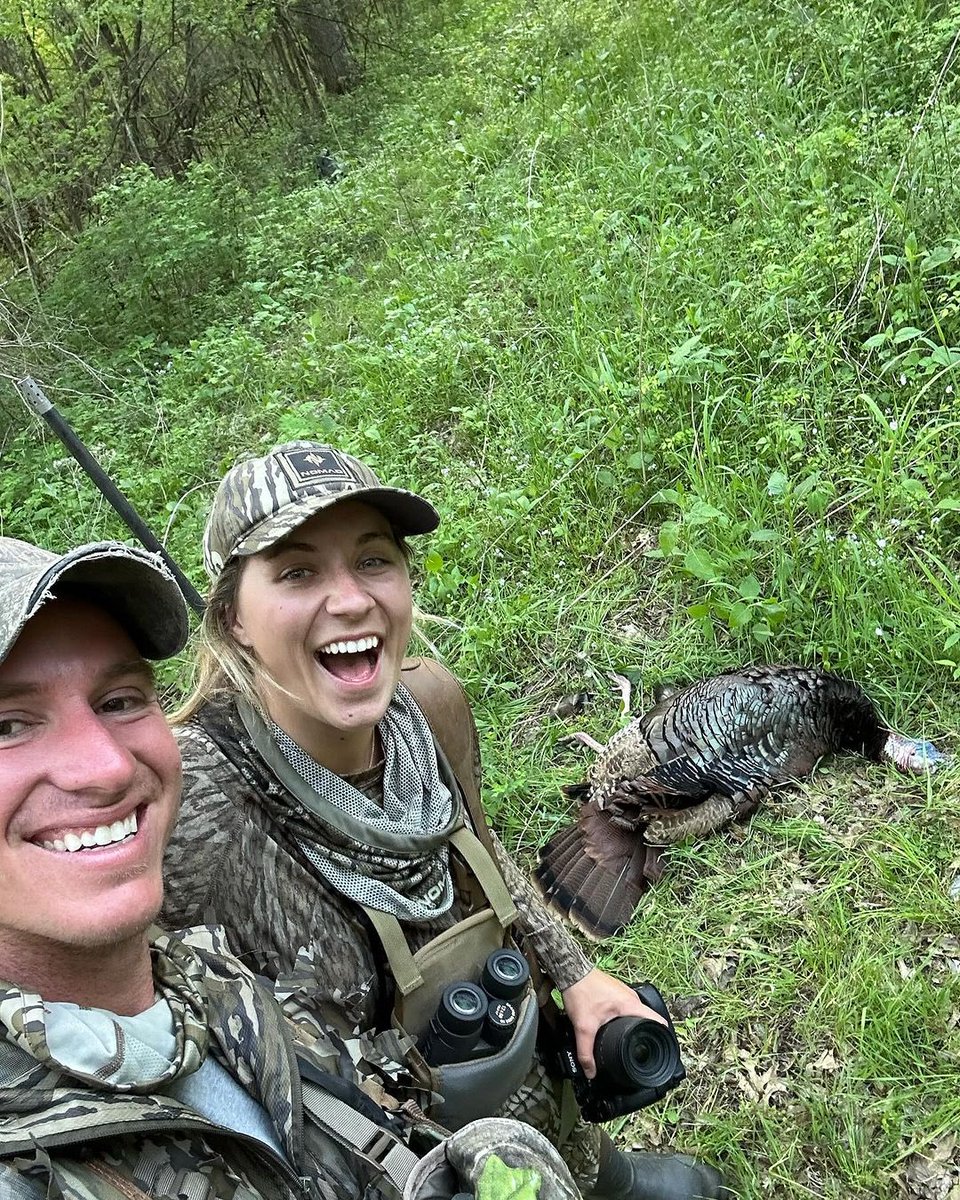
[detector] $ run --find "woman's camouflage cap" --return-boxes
[0,536,190,665]
[202,441,440,579]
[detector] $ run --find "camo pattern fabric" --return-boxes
[0,536,188,665]
[163,683,602,1191]
[202,442,438,577]
[0,925,382,1200]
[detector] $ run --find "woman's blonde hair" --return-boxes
[172,557,262,724]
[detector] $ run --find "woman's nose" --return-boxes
[324,568,375,617]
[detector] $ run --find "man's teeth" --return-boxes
[40,811,138,853]
[319,635,380,655]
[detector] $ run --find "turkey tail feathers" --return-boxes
[535,807,664,940]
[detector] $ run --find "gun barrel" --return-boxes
[15,377,206,617]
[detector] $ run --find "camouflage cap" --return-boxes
[202,441,440,579]
[0,537,190,666]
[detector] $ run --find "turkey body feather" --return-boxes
[535,665,940,942]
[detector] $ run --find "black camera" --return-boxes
[419,949,530,1066]
[545,982,686,1123]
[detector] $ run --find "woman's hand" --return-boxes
[560,968,668,1079]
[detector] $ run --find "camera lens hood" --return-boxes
[593,1016,682,1092]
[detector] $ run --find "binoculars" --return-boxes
[418,948,530,1067]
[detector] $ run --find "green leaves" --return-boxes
[476,1154,541,1200]
[684,547,721,581]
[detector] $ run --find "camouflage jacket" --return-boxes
[162,669,591,1092]
[0,926,394,1200]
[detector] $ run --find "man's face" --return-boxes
[0,598,181,968]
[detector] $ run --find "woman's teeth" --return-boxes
[40,811,138,853]
[319,636,380,655]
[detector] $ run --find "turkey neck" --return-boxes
[816,673,888,760]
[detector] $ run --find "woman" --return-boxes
[163,441,729,1200]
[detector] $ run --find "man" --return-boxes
[0,535,425,1200]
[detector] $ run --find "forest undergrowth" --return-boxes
[1,0,959,1195]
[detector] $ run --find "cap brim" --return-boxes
[234,486,441,558]
[12,543,190,664]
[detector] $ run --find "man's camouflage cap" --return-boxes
[0,536,190,665]
[202,440,440,579]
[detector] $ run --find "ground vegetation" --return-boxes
[0,0,958,1195]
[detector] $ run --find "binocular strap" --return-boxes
[362,824,519,1002]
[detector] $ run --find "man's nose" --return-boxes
[51,706,138,795]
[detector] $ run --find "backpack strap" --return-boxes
[400,661,563,1011]
[400,658,496,858]
[296,1052,424,1199]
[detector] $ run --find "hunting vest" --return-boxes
[196,659,547,1129]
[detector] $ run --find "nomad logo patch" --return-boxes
[276,448,358,491]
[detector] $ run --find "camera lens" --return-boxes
[593,1017,681,1092]
[480,949,530,1001]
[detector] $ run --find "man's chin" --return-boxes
[64,888,164,952]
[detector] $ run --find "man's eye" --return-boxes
[0,717,29,739]
[360,556,389,569]
[98,693,147,715]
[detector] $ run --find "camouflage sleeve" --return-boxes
[488,832,592,992]
[162,722,241,930]
[0,1161,46,1200]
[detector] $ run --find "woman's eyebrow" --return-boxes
[262,539,315,560]
[264,530,394,559]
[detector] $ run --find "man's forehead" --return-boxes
[0,598,153,690]
[0,657,154,700]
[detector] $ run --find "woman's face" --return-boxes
[231,501,413,754]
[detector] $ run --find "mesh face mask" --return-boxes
[273,684,457,921]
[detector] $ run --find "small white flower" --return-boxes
[898,375,906,386]
[947,385,954,395]
[890,419,899,430]
[875,627,885,638]
[877,538,887,549]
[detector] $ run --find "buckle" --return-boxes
[362,1127,399,1164]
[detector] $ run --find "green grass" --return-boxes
[3,0,960,1193]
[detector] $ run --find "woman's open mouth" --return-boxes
[315,635,382,684]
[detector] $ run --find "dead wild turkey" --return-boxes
[535,665,947,941]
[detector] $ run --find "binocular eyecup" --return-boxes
[419,949,530,1067]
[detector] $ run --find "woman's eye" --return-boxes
[279,566,312,582]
